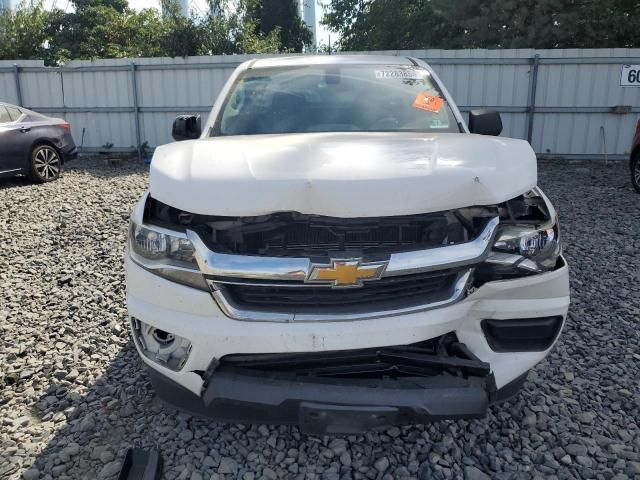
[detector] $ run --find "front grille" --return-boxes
[255,220,448,254]
[216,269,461,313]
[186,211,476,258]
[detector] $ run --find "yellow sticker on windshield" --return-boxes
[413,92,444,113]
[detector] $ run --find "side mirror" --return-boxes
[172,115,201,141]
[468,109,502,136]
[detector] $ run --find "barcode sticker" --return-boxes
[375,69,427,80]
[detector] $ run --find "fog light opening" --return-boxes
[152,329,175,346]
[481,316,563,352]
[131,317,192,371]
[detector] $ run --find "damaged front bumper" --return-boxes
[126,251,569,433]
[146,366,508,435]
[143,337,528,435]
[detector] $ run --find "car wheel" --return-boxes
[632,153,640,194]
[29,145,62,183]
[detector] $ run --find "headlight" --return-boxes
[491,222,560,272]
[479,188,562,278]
[130,222,196,264]
[128,220,207,290]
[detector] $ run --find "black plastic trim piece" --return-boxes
[145,366,492,435]
[492,371,529,403]
[481,316,564,352]
[117,448,162,480]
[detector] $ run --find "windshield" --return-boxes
[214,64,461,136]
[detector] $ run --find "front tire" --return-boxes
[29,145,62,183]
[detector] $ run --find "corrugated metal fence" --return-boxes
[1,48,639,159]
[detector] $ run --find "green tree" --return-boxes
[50,6,173,62]
[0,0,283,64]
[73,0,128,13]
[199,0,281,54]
[157,0,203,57]
[322,0,640,50]
[0,1,54,61]
[247,0,312,52]
[432,0,640,48]
[322,0,461,51]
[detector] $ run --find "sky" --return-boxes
[42,0,331,46]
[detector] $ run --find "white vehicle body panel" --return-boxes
[150,132,536,217]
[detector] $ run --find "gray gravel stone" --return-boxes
[202,456,216,468]
[98,461,121,479]
[261,467,277,480]
[99,451,115,464]
[565,444,588,457]
[626,461,640,475]
[22,468,40,480]
[576,412,595,424]
[51,465,67,477]
[79,416,96,432]
[464,466,491,480]
[217,457,237,475]
[523,412,537,427]
[386,426,401,438]
[374,457,389,472]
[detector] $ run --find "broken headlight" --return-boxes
[479,188,562,279]
[128,220,207,290]
[490,222,560,272]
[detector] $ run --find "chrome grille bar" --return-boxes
[385,216,499,276]
[186,216,498,282]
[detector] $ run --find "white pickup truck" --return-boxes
[125,55,570,434]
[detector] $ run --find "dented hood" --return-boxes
[149,132,537,217]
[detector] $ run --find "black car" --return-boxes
[0,102,78,183]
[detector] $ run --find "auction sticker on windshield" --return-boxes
[375,69,427,80]
[413,92,445,113]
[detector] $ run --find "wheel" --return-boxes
[29,145,62,183]
[632,152,640,194]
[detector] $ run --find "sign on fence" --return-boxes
[621,65,640,87]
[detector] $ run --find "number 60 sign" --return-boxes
[621,65,640,87]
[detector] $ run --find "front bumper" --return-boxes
[126,255,569,430]
[146,365,529,435]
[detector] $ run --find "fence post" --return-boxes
[525,54,540,145]
[130,61,142,160]
[13,64,23,106]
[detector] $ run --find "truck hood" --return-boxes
[149,132,537,217]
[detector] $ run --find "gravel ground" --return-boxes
[0,156,639,480]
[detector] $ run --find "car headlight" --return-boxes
[491,222,560,272]
[130,222,196,264]
[477,188,562,279]
[128,220,207,290]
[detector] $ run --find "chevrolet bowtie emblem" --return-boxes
[307,259,388,288]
